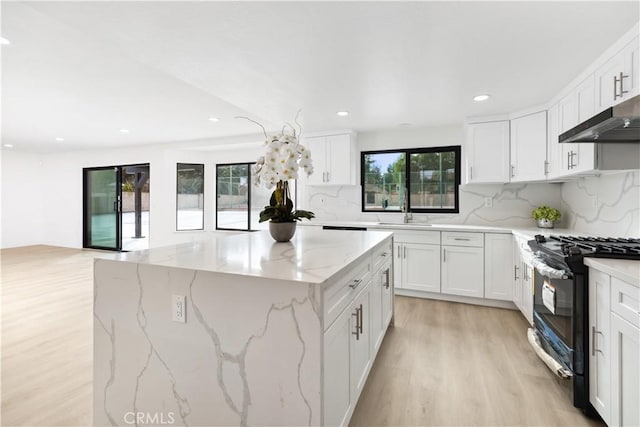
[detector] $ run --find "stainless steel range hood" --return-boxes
[559,95,640,143]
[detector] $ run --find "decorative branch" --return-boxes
[235,116,268,140]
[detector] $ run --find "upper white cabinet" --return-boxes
[304,132,356,186]
[546,103,564,179]
[509,111,547,182]
[464,121,510,184]
[595,35,640,111]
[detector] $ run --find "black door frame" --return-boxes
[83,163,150,251]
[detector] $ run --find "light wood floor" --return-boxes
[350,296,604,427]
[1,246,603,427]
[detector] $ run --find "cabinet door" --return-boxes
[370,272,383,354]
[304,136,327,185]
[465,121,510,183]
[576,75,596,122]
[441,245,484,298]
[510,111,547,182]
[621,36,639,103]
[512,240,523,311]
[394,243,404,289]
[381,264,393,329]
[588,269,611,424]
[350,287,371,402]
[595,51,626,111]
[546,103,563,179]
[522,262,534,325]
[326,134,353,185]
[610,313,640,427]
[323,306,352,427]
[484,234,513,301]
[404,243,441,293]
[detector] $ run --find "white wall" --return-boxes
[561,171,640,237]
[1,150,45,248]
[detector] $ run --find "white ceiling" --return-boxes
[2,1,639,152]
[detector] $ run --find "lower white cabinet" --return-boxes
[610,312,640,427]
[513,236,533,325]
[484,233,514,301]
[441,245,484,298]
[395,242,441,293]
[588,269,611,423]
[323,304,353,427]
[349,285,371,401]
[587,265,640,427]
[370,261,392,353]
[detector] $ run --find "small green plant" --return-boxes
[122,181,134,192]
[532,206,561,222]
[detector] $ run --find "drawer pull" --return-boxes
[349,279,363,290]
[453,238,470,241]
[381,252,389,257]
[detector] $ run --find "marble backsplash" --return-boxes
[303,182,563,229]
[561,171,640,238]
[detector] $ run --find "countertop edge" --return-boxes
[584,257,640,288]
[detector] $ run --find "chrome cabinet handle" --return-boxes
[511,165,515,178]
[381,252,388,257]
[349,279,362,290]
[567,152,571,170]
[327,171,330,182]
[544,161,549,176]
[443,248,446,262]
[469,166,473,180]
[358,303,363,334]
[454,238,470,241]
[615,72,629,99]
[397,246,401,259]
[591,326,604,356]
[403,246,406,259]
[514,265,520,280]
[382,269,390,289]
[352,308,360,340]
[570,151,577,168]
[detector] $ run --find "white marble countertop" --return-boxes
[106,228,392,285]
[584,258,640,288]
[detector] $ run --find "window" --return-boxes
[215,163,275,231]
[176,163,204,230]
[361,146,461,213]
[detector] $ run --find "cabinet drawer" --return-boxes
[323,259,372,331]
[442,231,484,247]
[390,230,440,245]
[372,238,393,273]
[611,277,640,328]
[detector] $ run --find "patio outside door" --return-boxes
[83,166,121,250]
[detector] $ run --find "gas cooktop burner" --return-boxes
[532,234,640,260]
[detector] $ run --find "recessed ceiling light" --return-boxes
[473,94,491,102]
[4,144,13,148]
[0,37,10,45]
[208,117,220,122]
[55,137,64,142]
[119,129,130,134]
[336,111,349,117]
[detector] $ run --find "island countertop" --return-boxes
[106,227,393,285]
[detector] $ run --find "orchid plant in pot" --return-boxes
[244,115,315,242]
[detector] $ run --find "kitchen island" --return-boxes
[93,228,394,427]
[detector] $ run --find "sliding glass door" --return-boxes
[83,167,121,250]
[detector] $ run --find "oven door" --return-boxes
[533,269,574,364]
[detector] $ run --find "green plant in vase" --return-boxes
[532,206,561,229]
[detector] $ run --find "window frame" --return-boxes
[360,145,461,214]
[215,162,253,232]
[176,163,205,231]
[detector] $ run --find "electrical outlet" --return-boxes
[172,295,186,323]
[484,197,493,208]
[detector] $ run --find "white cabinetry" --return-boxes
[393,231,441,293]
[349,285,371,401]
[513,235,533,325]
[587,264,640,427]
[464,120,510,184]
[324,304,353,427]
[441,232,484,298]
[484,233,514,301]
[546,103,563,179]
[304,132,356,186]
[509,111,547,182]
[595,35,640,111]
[588,269,611,424]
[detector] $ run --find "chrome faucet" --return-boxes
[401,188,413,223]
